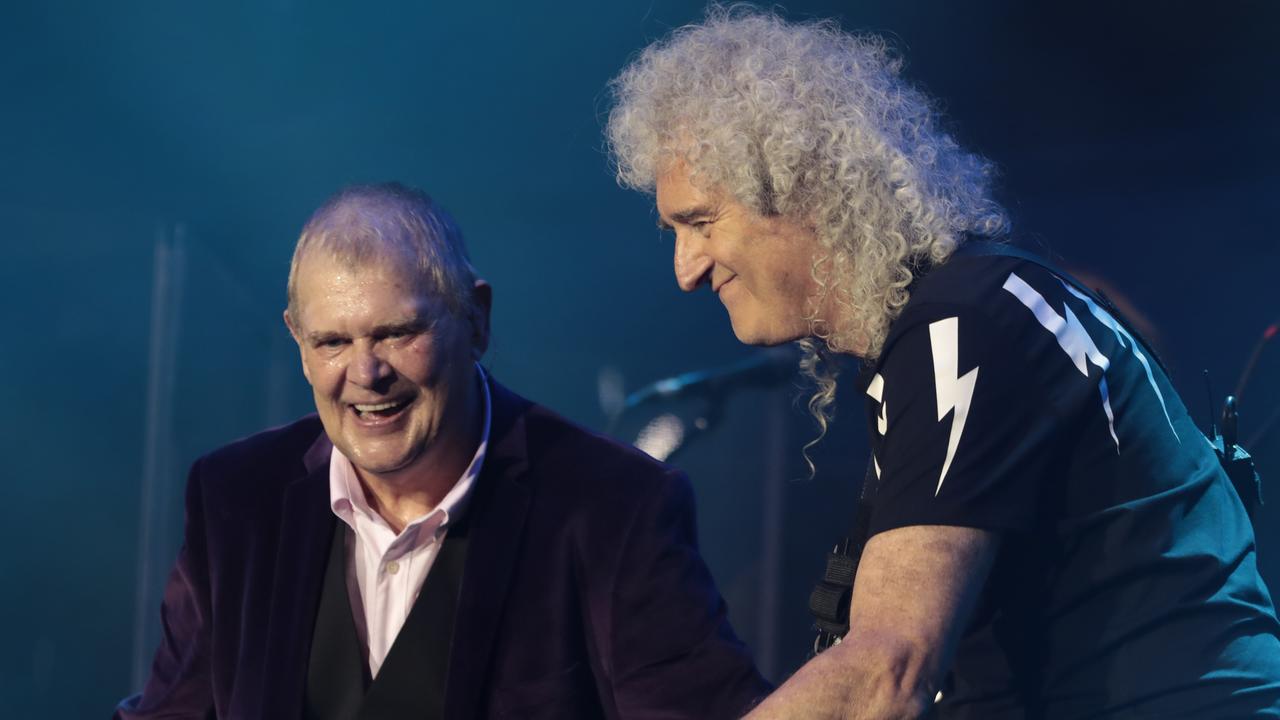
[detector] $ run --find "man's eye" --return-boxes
[318,338,348,349]
[692,221,712,234]
[383,328,420,341]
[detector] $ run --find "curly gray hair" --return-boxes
[606,6,1009,462]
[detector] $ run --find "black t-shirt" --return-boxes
[858,252,1280,718]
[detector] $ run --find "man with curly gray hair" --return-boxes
[607,7,1280,719]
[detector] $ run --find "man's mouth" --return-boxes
[349,397,412,420]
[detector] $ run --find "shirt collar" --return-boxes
[328,363,492,532]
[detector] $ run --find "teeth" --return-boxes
[353,400,403,413]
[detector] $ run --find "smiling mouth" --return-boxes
[715,276,737,295]
[349,397,412,420]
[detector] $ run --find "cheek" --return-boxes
[392,344,444,387]
[771,238,821,293]
[302,355,344,395]
[781,265,816,298]
[750,252,806,298]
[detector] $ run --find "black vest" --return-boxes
[305,519,468,720]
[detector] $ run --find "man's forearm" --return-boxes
[743,639,932,720]
[743,644,853,720]
[746,526,997,719]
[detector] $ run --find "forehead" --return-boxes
[292,253,438,327]
[655,161,712,214]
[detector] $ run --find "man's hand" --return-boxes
[746,525,998,720]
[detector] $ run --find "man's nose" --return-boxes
[348,342,393,388]
[673,232,713,292]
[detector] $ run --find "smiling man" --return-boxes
[116,183,770,719]
[607,7,1280,720]
[659,159,825,345]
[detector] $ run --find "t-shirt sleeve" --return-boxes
[866,303,1062,537]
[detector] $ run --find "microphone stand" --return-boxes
[606,348,797,462]
[629,388,728,463]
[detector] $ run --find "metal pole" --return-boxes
[131,224,186,688]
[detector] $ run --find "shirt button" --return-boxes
[385,560,400,575]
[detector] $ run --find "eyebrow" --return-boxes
[304,317,433,344]
[305,330,345,345]
[371,319,431,337]
[657,205,717,231]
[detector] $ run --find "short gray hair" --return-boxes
[286,182,478,327]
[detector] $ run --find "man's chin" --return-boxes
[341,442,419,479]
[730,321,801,347]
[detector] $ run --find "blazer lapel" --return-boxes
[445,380,534,720]
[260,430,336,720]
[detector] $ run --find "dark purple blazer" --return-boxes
[116,379,770,719]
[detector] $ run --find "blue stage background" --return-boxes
[1,1,1276,715]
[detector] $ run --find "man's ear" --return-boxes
[282,308,312,384]
[469,279,493,361]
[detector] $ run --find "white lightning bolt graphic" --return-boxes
[929,318,979,496]
[866,373,887,478]
[1003,273,1120,451]
[866,373,888,435]
[1060,282,1179,442]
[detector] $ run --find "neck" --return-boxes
[356,375,483,535]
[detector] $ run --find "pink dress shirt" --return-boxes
[327,366,491,679]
